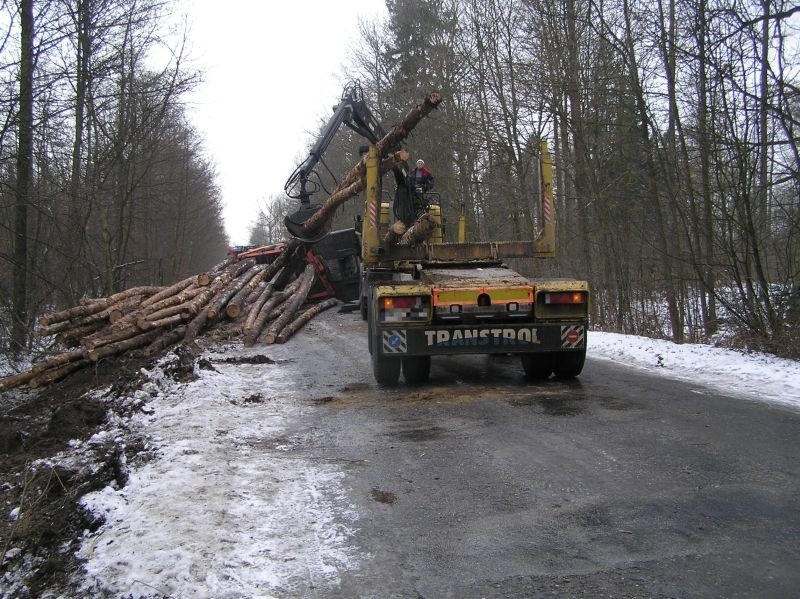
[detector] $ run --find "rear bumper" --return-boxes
[374,321,587,356]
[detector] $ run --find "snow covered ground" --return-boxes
[74,341,361,598]
[5,320,797,597]
[589,331,800,411]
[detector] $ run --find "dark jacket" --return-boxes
[411,166,434,191]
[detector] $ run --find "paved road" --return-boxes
[284,311,800,598]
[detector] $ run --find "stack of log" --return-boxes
[0,90,443,392]
[0,243,339,391]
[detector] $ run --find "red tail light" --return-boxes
[545,291,585,305]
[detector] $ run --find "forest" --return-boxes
[2,0,799,362]
[252,0,799,357]
[0,0,229,359]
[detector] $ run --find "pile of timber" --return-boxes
[0,242,338,391]
[0,90,444,392]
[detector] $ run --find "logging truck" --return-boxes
[356,141,588,385]
[285,84,589,385]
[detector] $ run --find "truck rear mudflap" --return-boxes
[374,322,586,357]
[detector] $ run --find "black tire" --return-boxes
[360,297,368,321]
[402,355,431,385]
[368,290,400,385]
[373,352,401,385]
[521,353,554,380]
[553,350,586,379]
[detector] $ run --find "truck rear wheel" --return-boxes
[368,292,400,385]
[553,350,586,378]
[373,353,401,385]
[402,355,431,384]
[521,353,554,380]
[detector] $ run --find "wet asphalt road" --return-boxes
[284,310,800,598]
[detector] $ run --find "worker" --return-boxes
[411,159,434,192]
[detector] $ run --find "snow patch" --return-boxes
[76,347,361,597]
[590,331,800,410]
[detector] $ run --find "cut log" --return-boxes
[82,325,142,351]
[275,298,338,344]
[142,325,187,356]
[139,313,186,330]
[207,264,262,320]
[183,309,210,345]
[39,286,162,327]
[30,359,91,388]
[399,213,436,246]
[208,256,236,275]
[225,264,272,319]
[140,286,202,317]
[55,322,105,346]
[0,369,37,392]
[242,281,276,335]
[242,283,299,347]
[384,220,407,247]
[31,349,86,374]
[263,265,316,344]
[185,258,257,318]
[295,152,409,240]
[139,275,197,309]
[104,296,144,324]
[85,329,163,362]
[39,302,112,329]
[138,297,196,326]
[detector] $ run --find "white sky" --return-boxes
[177,0,387,245]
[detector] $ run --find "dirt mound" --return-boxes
[0,352,165,596]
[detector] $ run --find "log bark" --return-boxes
[86,329,162,362]
[225,264,272,319]
[139,275,198,309]
[139,313,186,331]
[0,369,36,391]
[263,265,316,344]
[142,325,187,356]
[399,213,436,246]
[241,274,303,346]
[30,359,91,388]
[31,349,85,374]
[139,286,202,318]
[82,325,142,351]
[55,322,105,346]
[384,220,407,247]
[207,264,262,320]
[275,298,338,344]
[242,281,276,335]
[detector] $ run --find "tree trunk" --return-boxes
[12,0,34,352]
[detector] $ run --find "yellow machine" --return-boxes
[360,141,589,385]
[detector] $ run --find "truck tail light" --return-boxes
[379,295,431,322]
[545,291,586,305]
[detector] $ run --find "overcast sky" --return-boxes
[177,0,387,244]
